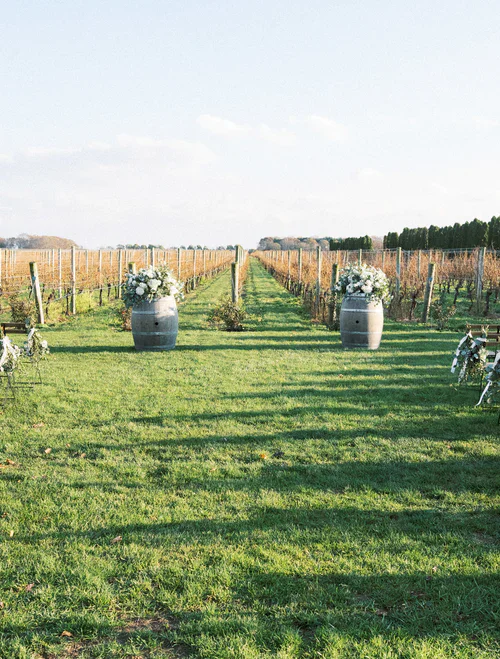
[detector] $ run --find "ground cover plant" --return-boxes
[0,259,498,658]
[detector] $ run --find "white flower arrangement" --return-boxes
[122,266,184,308]
[0,336,22,373]
[335,263,390,303]
[23,328,50,362]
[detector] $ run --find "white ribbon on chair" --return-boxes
[477,351,500,407]
[451,332,471,374]
[0,336,19,372]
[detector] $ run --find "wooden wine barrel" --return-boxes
[340,295,383,350]
[131,296,178,351]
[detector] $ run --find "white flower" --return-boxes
[361,284,373,294]
[148,279,160,291]
[136,286,145,295]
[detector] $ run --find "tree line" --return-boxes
[0,233,78,249]
[383,216,500,250]
[257,235,373,251]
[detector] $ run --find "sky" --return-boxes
[1,0,499,249]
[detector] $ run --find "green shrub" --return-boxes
[9,294,36,326]
[208,296,247,331]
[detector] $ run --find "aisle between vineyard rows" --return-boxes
[0,259,498,658]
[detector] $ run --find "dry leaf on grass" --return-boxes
[25,583,34,592]
[61,631,73,637]
[111,536,122,544]
[32,422,45,428]
[9,530,14,538]
[44,448,52,454]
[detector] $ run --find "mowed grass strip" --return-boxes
[0,259,498,659]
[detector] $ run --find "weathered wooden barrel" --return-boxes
[131,296,178,351]
[340,295,383,350]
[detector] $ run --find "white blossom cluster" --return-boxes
[335,263,390,302]
[123,266,184,308]
[0,336,22,373]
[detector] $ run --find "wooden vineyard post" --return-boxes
[476,246,486,314]
[358,249,362,266]
[85,250,89,275]
[203,248,207,277]
[117,250,123,299]
[298,248,303,287]
[231,262,239,303]
[287,250,291,289]
[395,247,402,300]
[328,263,340,329]
[315,246,322,317]
[421,263,436,322]
[150,247,156,269]
[71,246,77,314]
[192,249,197,289]
[29,262,45,325]
[58,249,63,299]
[98,249,103,306]
[417,250,421,278]
[177,248,182,281]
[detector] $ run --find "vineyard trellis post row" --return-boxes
[298,248,303,285]
[177,248,182,281]
[421,262,436,322]
[29,261,45,325]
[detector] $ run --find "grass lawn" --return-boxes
[0,258,498,658]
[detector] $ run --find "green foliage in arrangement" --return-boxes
[207,296,248,331]
[0,260,498,658]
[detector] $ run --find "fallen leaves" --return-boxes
[9,530,14,538]
[259,453,268,460]
[25,583,34,592]
[44,448,52,454]
[61,630,73,638]
[0,459,17,469]
[111,536,122,544]
[32,422,45,429]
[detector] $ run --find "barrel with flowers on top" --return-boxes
[335,263,390,350]
[123,266,184,351]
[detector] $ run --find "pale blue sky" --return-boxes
[1,1,499,247]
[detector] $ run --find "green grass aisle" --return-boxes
[0,259,498,658]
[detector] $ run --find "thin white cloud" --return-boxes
[257,124,296,146]
[196,114,251,136]
[305,115,349,141]
[197,115,295,146]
